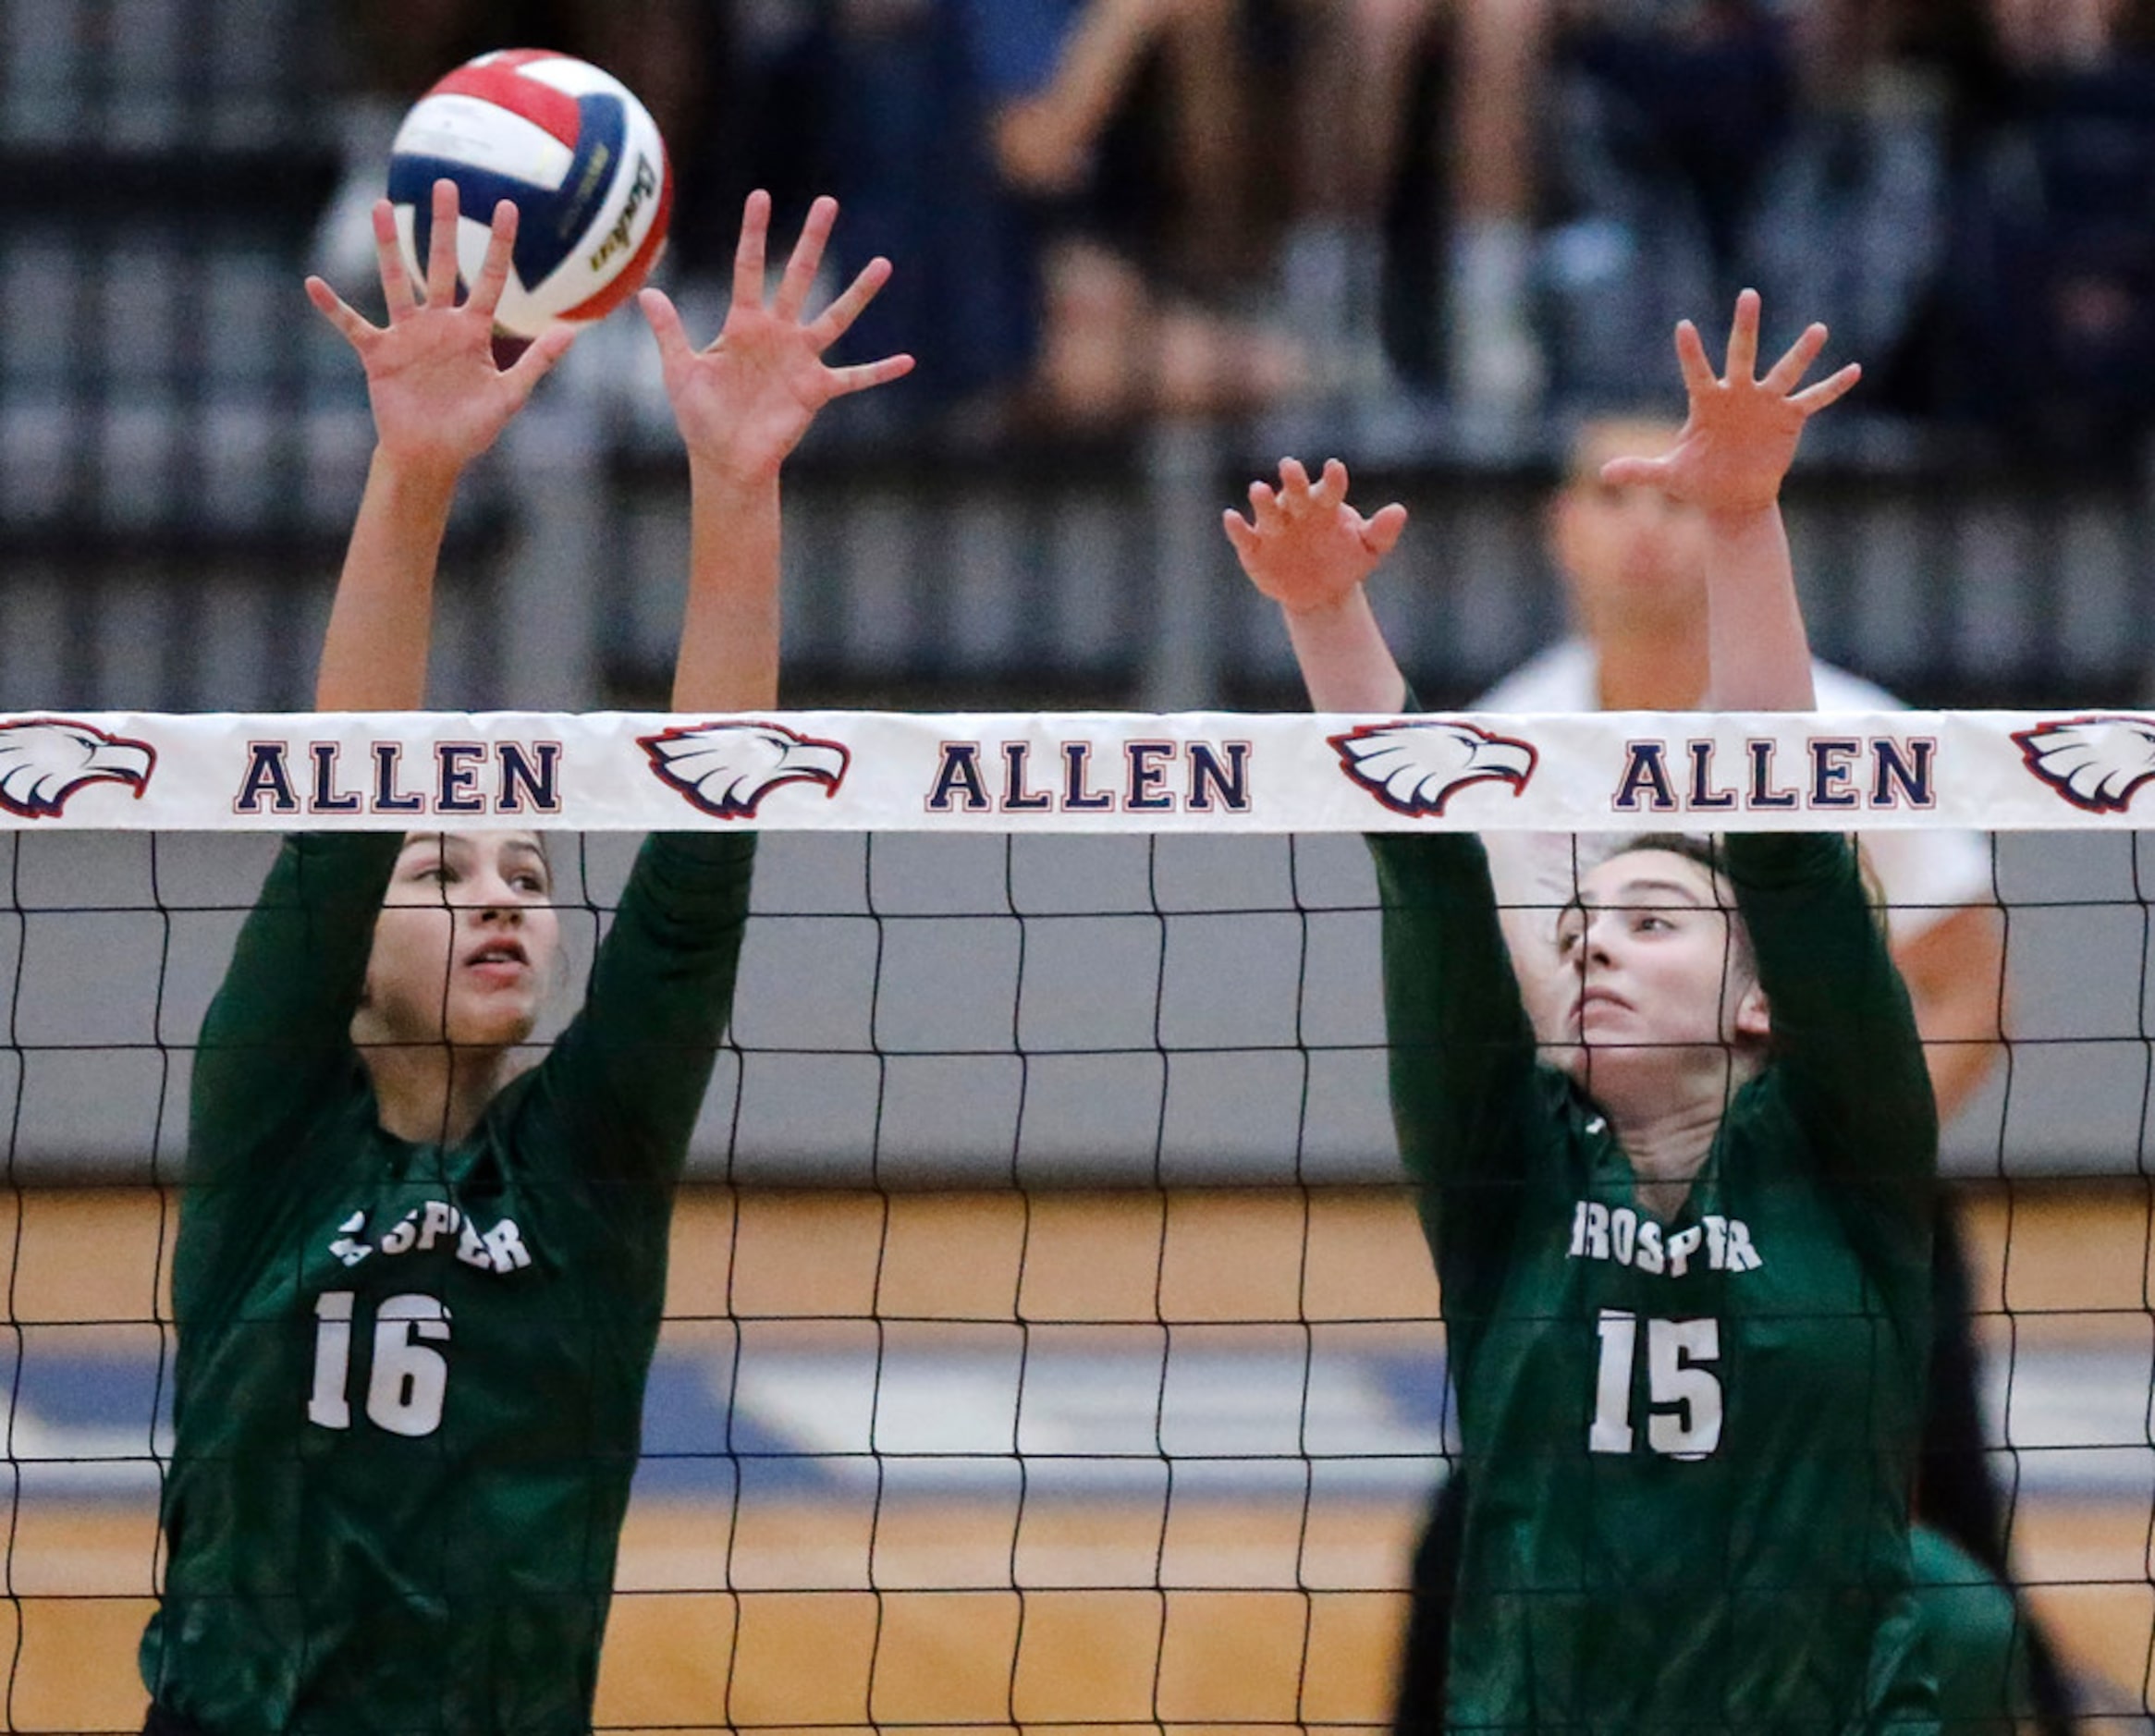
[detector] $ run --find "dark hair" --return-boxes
[1613,831,1726,876]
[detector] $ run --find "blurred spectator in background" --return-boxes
[1280,0,1543,423]
[826,0,1301,433]
[983,0,1252,288]
[1446,0,1895,413]
[814,0,1042,422]
[1282,1,1899,425]
[318,0,784,288]
[1918,0,2155,464]
[1537,0,1804,403]
[1418,0,2155,455]
[318,0,2155,455]
[1284,0,1806,422]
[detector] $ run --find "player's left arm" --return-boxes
[1731,833,1937,1286]
[539,195,914,1182]
[641,189,912,715]
[1598,287,1859,715]
[1614,291,1933,1253]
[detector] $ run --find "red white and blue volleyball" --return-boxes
[387,50,672,337]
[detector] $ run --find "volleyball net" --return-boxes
[1,704,2151,1730]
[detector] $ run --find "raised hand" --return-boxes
[1222,458,1409,616]
[304,179,576,481]
[1600,289,1859,518]
[640,191,913,486]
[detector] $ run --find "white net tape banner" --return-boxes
[6,708,2155,831]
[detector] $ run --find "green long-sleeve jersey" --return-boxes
[141,829,755,1736]
[1907,1528,2036,1735]
[1370,830,1940,1735]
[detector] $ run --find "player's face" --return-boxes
[363,831,562,1049]
[1549,850,1768,1081]
[1550,420,1710,635]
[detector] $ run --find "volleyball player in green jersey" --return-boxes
[1226,291,1942,1732]
[138,182,912,1736]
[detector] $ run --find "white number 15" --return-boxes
[1589,1309,1721,1460]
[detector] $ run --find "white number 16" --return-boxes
[307,1291,452,1438]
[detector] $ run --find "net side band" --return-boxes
[0,708,2140,832]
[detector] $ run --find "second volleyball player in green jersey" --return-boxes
[1367,825,1932,1728]
[1226,291,1941,1731]
[139,182,912,1735]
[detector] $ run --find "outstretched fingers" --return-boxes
[1224,458,1409,596]
[1361,501,1410,559]
[1723,287,1762,383]
[1761,322,1830,396]
[466,201,521,324]
[1598,453,1671,491]
[825,352,916,398]
[423,178,463,308]
[305,275,378,352]
[730,189,771,318]
[639,287,698,370]
[501,321,578,400]
[1308,458,1351,510]
[371,200,417,321]
[1673,320,1717,400]
[773,195,839,325]
[1791,361,1862,415]
[810,256,893,350]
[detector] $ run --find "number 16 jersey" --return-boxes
[141,830,755,1736]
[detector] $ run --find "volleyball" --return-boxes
[386,49,672,338]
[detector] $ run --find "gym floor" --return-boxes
[0,1181,2146,1733]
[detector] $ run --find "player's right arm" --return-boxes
[1225,463,1540,1254]
[190,186,579,1185]
[187,836,403,1186]
[305,178,574,712]
[1221,457,1410,714]
[1367,829,1546,1231]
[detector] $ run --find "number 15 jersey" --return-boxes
[141,830,754,1736]
[1371,830,1940,1734]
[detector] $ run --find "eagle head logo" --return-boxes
[639,720,851,819]
[2014,715,2155,813]
[0,718,156,819]
[1329,719,1537,816]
